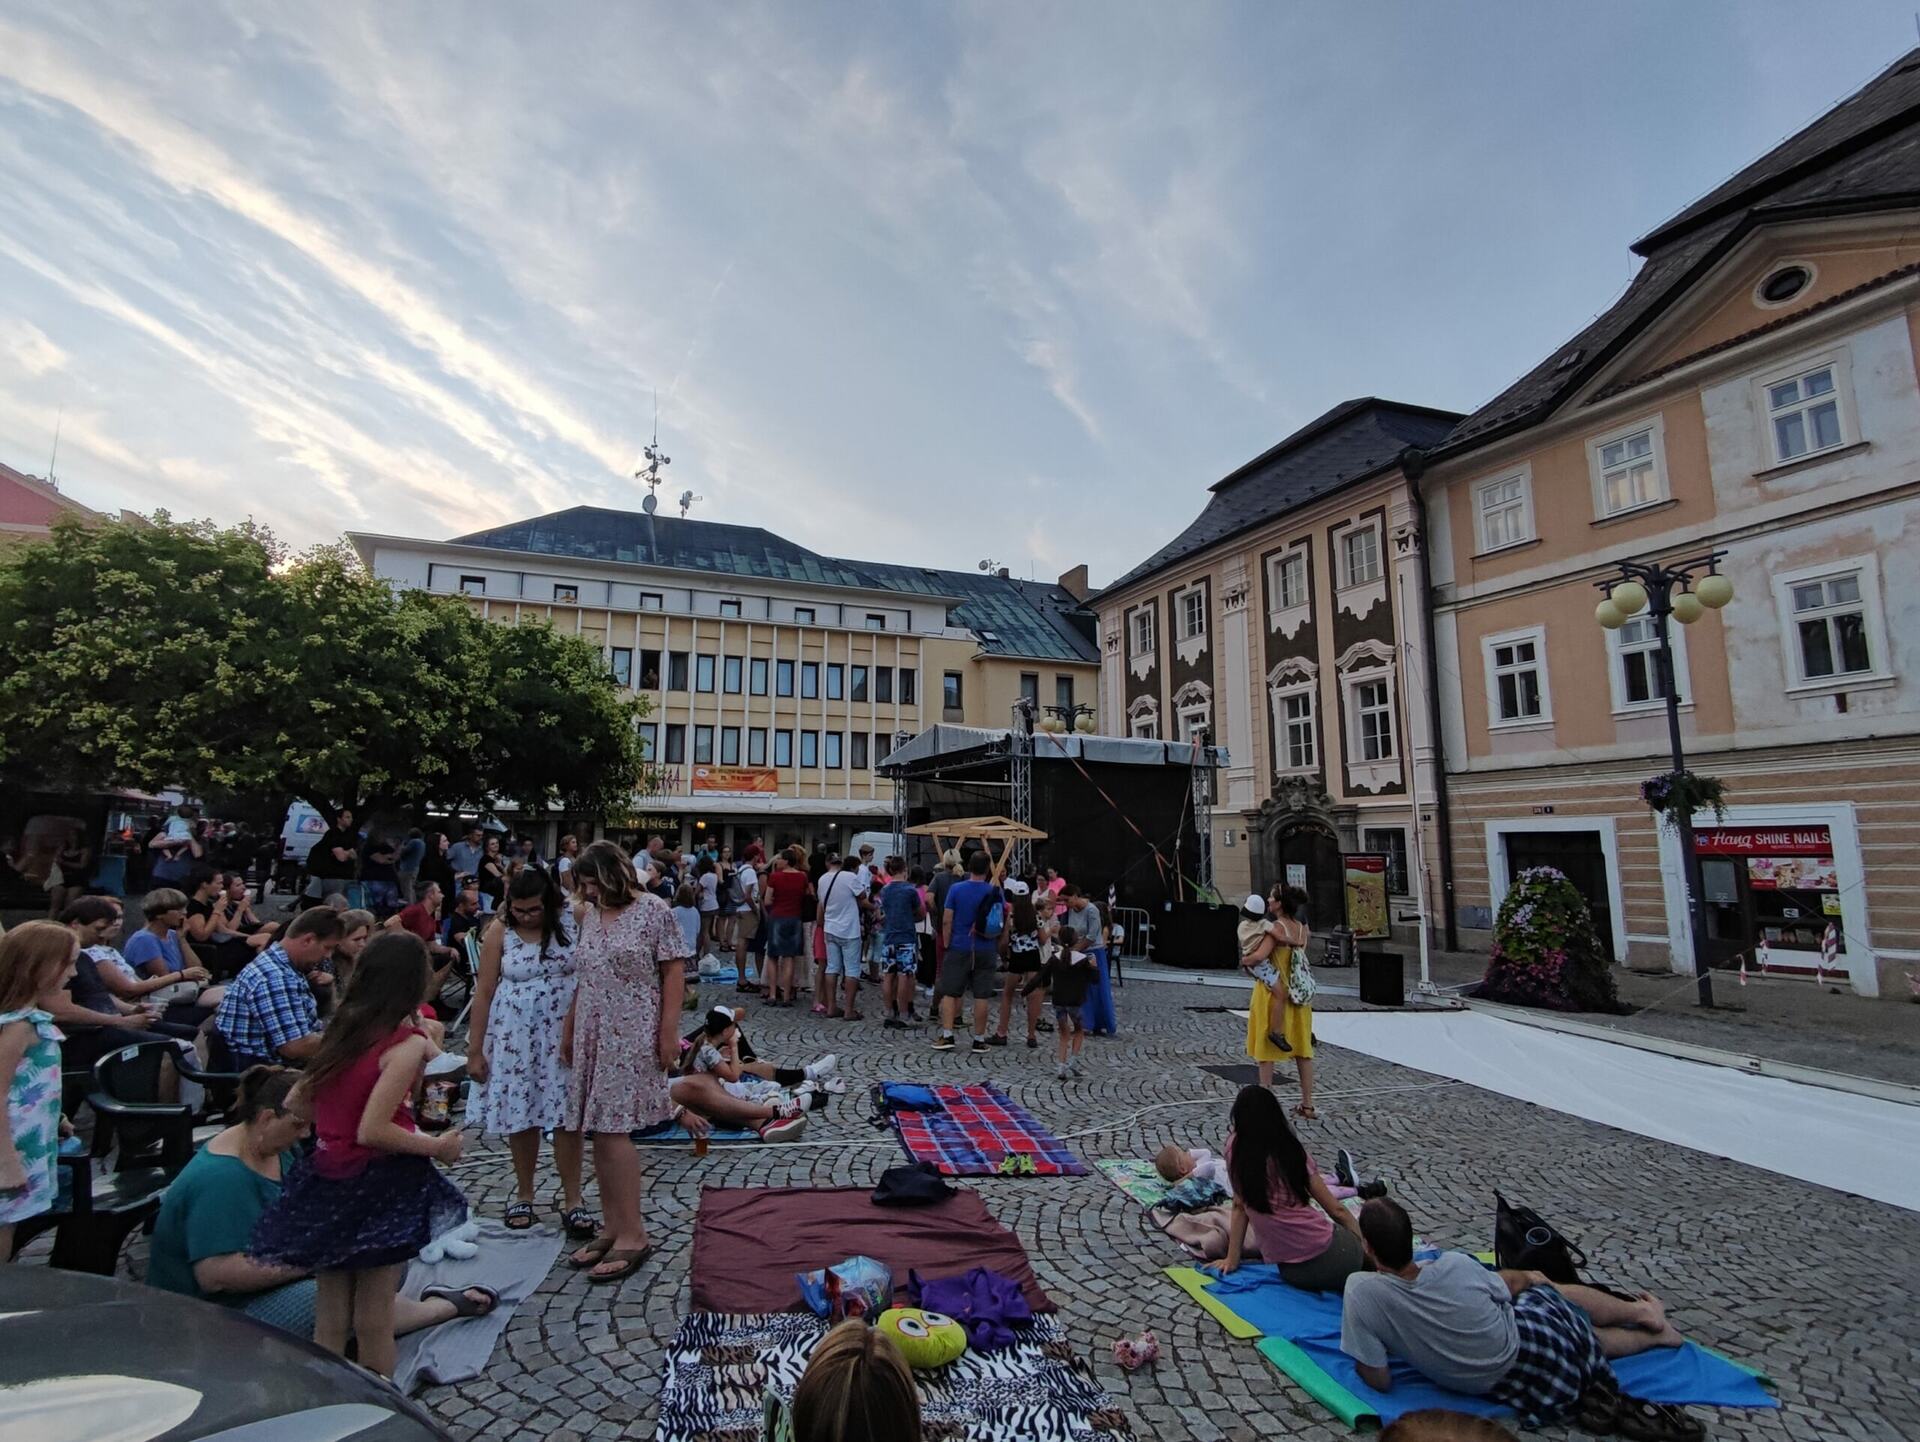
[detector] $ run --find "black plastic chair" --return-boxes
[89,1042,199,1177]
[7,1153,175,1275]
[187,1028,254,1117]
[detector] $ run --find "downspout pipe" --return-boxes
[1400,446,1460,953]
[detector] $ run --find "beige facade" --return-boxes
[1093,401,1459,941]
[1424,216,1920,998]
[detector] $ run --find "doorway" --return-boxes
[1501,829,1616,962]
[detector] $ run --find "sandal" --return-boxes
[420,1283,500,1318]
[1615,1398,1705,1442]
[560,1206,598,1241]
[1291,1104,1319,1121]
[587,1245,654,1284]
[504,1201,536,1231]
[568,1234,615,1269]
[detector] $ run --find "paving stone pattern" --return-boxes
[399,979,1916,1441]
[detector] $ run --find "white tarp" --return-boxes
[1314,1010,1920,1213]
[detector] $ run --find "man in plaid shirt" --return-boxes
[213,907,344,1069]
[1341,1199,1689,1427]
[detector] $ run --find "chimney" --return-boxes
[996,566,1011,579]
[1056,563,1089,601]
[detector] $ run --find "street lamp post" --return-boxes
[1594,551,1734,1008]
[1039,702,1098,735]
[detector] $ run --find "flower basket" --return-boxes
[1478,865,1619,1013]
[1640,770,1728,830]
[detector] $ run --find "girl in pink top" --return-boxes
[1208,1085,1367,1293]
[249,933,468,1376]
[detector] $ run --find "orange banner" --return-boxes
[691,765,779,794]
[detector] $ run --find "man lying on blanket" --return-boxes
[1344,1200,1701,1441]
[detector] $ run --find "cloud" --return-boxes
[0,317,65,376]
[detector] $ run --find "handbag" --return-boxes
[1285,935,1317,1007]
[1494,1190,1587,1284]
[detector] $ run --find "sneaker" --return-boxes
[1026,1036,1039,1049]
[819,1076,847,1094]
[1069,1057,1082,1077]
[884,1016,905,1030]
[805,1054,838,1082]
[987,1035,1008,1048]
[932,1033,956,1051]
[1334,1148,1358,1190]
[774,1095,804,1120]
[758,1114,807,1143]
[424,1049,468,1077]
[971,1036,991,1053]
[1056,1062,1071,1080]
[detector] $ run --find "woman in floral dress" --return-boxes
[2,922,75,1259]
[468,867,590,1238]
[562,841,688,1283]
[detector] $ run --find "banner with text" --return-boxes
[691,765,780,795]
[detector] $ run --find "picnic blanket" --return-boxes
[392,1222,564,1394]
[633,1120,761,1145]
[1097,1159,1171,1207]
[689,1185,1054,1315]
[887,1082,1086,1176]
[657,1310,1131,1442]
[1169,1262,1778,1428]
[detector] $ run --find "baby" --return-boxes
[1154,1143,1230,1190]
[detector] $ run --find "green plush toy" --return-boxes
[875,1308,968,1370]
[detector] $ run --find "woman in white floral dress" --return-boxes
[562,841,688,1284]
[467,868,590,1238]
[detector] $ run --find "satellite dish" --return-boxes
[642,494,658,514]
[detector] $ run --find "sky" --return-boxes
[2,4,1917,586]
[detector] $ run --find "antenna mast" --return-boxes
[47,408,63,489]
[633,394,701,518]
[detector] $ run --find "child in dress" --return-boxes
[671,884,703,967]
[249,932,467,1377]
[1042,925,1094,1079]
[1,922,75,1261]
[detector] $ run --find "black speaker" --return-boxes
[1357,948,1404,1007]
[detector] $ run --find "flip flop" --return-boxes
[504,1201,536,1231]
[587,1245,654,1284]
[1291,1104,1319,1121]
[560,1206,598,1241]
[568,1235,615,1269]
[420,1284,500,1318]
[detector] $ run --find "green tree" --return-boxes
[0,515,651,822]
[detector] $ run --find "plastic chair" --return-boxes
[88,1042,198,1177]
[445,930,483,1031]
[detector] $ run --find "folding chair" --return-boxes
[445,930,483,1031]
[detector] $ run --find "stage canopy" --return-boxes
[879,724,1226,775]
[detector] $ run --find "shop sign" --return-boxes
[1694,827,1832,858]
[1747,857,1837,891]
[1343,853,1390,939]
[691,765,780,795]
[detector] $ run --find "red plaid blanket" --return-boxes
[887,1082,1087,1176]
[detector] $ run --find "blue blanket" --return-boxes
[1208,1263,1776,1425]
[632,1121,760,1145]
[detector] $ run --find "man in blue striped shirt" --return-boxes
[213,908,343,1069]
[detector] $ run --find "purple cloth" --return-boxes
[910,1266,1033,1352]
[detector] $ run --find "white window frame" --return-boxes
[1129,605,1155,659]
[1606,614,1692,715]
[1176,584,1207,641]
[458,574,486,596]
[717,598,742,617]
[1127,694,1160,740]
[1480,625,1552,729]
[1174,681,1213,745]
[1267,657,1318,776]
[1586,414,1669,518]
[1339,524,1382,589]
[865,613,887,631]
[1349,674,1396,762]
[1472,467,1534,554]
[553,582,579,603]
[639,591,664,610]
[793,606,816,625]
[1754,348,1856,468]
[1771,554,1892,693]
[1265,547,1311,638]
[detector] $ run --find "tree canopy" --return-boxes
[0,515,652,821]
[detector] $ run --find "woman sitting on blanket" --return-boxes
[771,1317,922,1442]
[146,1065,496,1337]
[1206,1085,1368,1291]
[667,1006,835,1142]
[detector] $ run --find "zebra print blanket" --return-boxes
[656,1310,1133,1441]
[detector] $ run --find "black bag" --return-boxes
[872,1162,954,1207]
[1494,1191,1587,1283]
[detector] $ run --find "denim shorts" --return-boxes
[825,934,863,978]
[767,916,803,957]
[882,941,919,976]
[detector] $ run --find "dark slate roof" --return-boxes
[451,507,875,588]
[854,562,1099,664]
[448,507,1099,664]
[1097,398,1462,599]
[1433,48,1920,463]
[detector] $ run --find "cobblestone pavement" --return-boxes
[388,976,1916,1442]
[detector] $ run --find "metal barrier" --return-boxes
[1108,906,1152,986]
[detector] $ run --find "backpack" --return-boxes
[1494,1191,1587,1283]
[973,886,1005,941]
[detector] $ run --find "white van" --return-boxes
[280,801,328,864]
[845,830,900,864]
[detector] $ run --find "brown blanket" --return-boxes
[689,1185,1055,1315]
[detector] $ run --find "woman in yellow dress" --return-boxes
[1240,888,1316,1118]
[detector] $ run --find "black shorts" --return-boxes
[937,944,999,1001]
